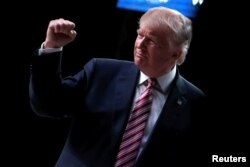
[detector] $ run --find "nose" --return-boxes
[138,37,146,48]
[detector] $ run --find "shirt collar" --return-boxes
[138,65,176,93]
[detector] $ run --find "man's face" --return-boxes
[134,25,178,77]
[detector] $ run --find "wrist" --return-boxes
[43,41,60,49]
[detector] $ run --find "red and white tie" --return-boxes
[114,78,155,167]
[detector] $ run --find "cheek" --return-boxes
[152,52,169,63]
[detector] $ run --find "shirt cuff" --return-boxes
[38,42,63,55]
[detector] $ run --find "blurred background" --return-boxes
[2,0,249,166]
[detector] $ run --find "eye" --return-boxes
[137,34,143,39]
[148,38,155,44]
[145,37,158,46]
[137,31,144,39]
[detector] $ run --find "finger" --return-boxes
[61,20,75,35]
[52,19,63,33]
[56,19,75,35]
[68,30,77,39]
[65,20,75,30]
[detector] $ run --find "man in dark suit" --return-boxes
[29,7,207,167]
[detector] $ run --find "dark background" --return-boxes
[3,0,249,166]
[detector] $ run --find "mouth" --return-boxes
[135,50,145,58]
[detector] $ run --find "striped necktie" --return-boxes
[114,78,156,167]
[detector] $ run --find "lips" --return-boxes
[136,50,145,58]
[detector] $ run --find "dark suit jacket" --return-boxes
[29,51,208,167]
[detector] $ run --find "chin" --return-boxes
[134,57,141,66]
[135,61,146,72]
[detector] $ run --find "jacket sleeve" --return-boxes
[29,50,90,119]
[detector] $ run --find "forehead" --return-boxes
[138,25,170,43]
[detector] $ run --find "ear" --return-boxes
[172,48,182,60]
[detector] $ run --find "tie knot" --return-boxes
[147,78,156,87]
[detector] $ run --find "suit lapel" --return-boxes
[158,81,187,129]
[111,64,140,149]
[156,71,187,131]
